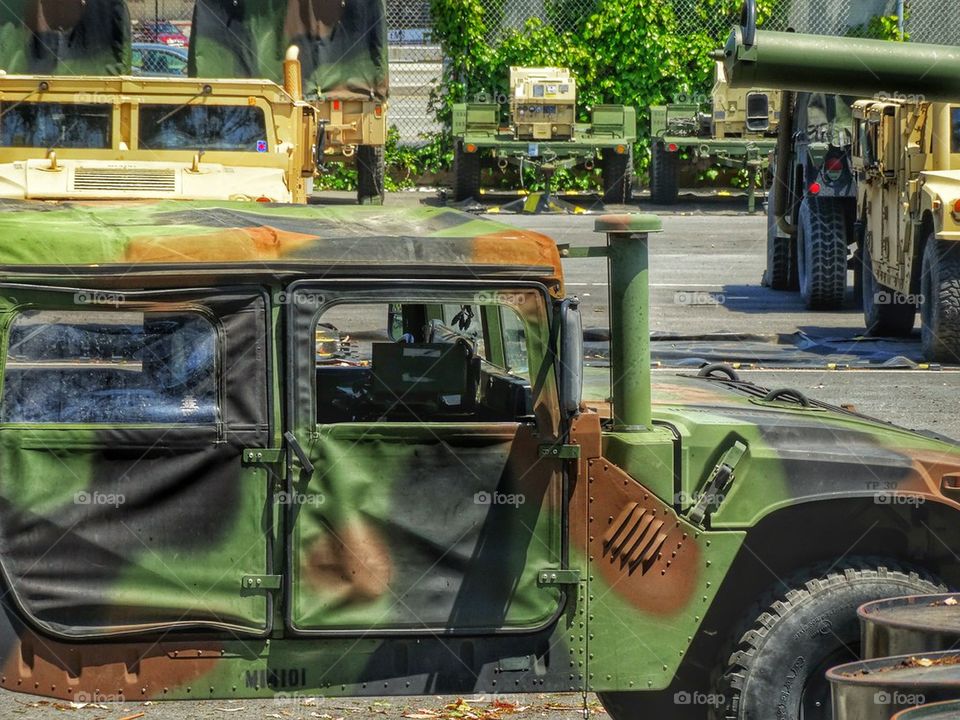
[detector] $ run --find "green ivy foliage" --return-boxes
[318,0,901,193]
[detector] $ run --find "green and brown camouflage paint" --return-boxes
[0,199,956,707]
[0,0,131,75]
[189,0,388,101]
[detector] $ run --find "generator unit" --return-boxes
[509,67,577,141]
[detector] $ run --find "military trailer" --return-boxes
[0,200,958,720]
[648,61,780,211]
[189,0,390,205]
[722,0,960,360]
[451,67,637,203]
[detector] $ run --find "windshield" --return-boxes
[952,107,960,154]
[138,104,268,152]
[0,102,112,149]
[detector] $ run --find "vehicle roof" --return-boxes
[0,200,564,290]
[0,74,293,102]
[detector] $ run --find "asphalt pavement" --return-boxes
[4,191,958,719]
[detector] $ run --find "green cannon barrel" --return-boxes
[720,27,960,103]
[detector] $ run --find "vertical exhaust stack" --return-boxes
[594,215,663,431]
[284,46,304,101]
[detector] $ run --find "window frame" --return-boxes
[285,279,560,436]
[0,293,226,430]
[0,100,114,150]
[136,102,271,154]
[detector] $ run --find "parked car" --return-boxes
[133,20,189,48]
[132,43,188,77]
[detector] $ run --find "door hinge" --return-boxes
[538,444,581,460]
[242,574,282,591]
[241,448,284,466]
[688,441,748,527]
[537,568,581,585]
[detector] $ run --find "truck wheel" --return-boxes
[356,145,385,205]
[796,198,847,310]
[862,238,916,337]
[921,236,960,362]
[715,560,943,720]
[764,196,797,290]
[601,147,633,204]
[453,140,481,202]
[649,141,678,205]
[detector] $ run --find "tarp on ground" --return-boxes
[189,0,388,101]
[0,0,130,75]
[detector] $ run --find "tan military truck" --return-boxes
[720,4,960,361]
[853,98,960,361]
[0,55,320,204]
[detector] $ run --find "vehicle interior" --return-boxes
[315,302,534,424]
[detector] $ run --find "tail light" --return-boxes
[823,155,845,183]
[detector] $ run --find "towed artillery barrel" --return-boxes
[719,0,960,103]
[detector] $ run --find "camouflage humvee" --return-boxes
[0,202,957,720]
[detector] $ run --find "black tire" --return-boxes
[452,140,481,202]
[862,237,916,337]
[796,197,848,310]
[921,236,960,362]
[715,560,944,720]
[764,196,798,290]
[649,140,678,205]
[601,147,633,204]
[356,145,385,205]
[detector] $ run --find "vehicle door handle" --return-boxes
[284,431,315,478]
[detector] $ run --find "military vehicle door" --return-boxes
[0,286,274,638]
[285,282,565,634]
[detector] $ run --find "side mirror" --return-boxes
[559,299,583,416]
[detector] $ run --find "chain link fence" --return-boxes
[126,1,960,143]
